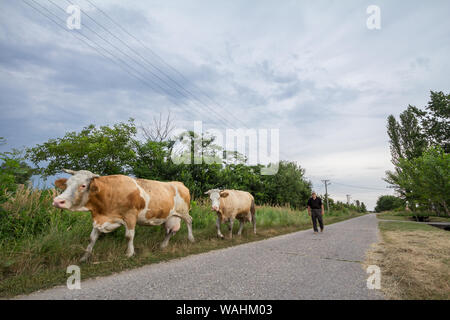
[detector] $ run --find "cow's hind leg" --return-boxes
[160,230,175,249]
[172,213,195,243]
[161,216,180,249]
[183,214,195,243]
[251,200,256,234]
[80,227,100,262]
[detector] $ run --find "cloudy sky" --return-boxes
[1,0,449,209]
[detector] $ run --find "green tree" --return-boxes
[260,161,312,208]
[412,91,449,153]
[387,147,449,215]
[375,195,405,212]
[387,106,428,165]
[0,138,35,201]
[385,91,449,207]
[360,202,367,213]
[26,120,138,177]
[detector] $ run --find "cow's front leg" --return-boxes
[125,227,135,257]
[80,227,100,262]
[237,220,245,236]
[228,218,234,239]
[124,216,137,258]
[216,217,224,239]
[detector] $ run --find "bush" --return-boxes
[375,195,405,212]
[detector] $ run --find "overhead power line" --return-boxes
[82,0,255,131]
[63,0,244,131]
[23,0,212,126]
[83,0,293,162]
[23,0,290,162]
[48,0,232,129]
[332,181,388,191]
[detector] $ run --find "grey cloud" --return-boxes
[1,0,450,209]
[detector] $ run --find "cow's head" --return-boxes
[205,189,229,212]
[53,169,100,211]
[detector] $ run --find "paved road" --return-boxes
[18,214,383,300]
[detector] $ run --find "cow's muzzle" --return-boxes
[53,198,67,209]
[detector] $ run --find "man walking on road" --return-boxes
[307,192,325,234]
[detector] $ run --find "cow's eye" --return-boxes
[80,184,86,188]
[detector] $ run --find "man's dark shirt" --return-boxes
[307,197,322,209]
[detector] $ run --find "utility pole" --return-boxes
[346,194,351,205]
[321,180,330,212]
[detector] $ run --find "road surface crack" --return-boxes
[274,250,362,264]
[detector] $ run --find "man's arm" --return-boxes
[307,205,311,216]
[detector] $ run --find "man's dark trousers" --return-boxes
[311,209,324,232]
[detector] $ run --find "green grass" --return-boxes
[378,221,438,232]
[0,188,364,298]
[377,211,450,223]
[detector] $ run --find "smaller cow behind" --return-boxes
[205,189,256,239]
[53,169,195,262]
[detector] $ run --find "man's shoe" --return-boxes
[320,229,324,233]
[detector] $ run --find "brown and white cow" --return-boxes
[205,189,256,239]
[53,169,194,262]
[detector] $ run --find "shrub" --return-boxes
[375,195,405,212]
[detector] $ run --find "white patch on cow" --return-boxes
[135,182,187,226]
[131,179,153,225]
[94,220,124,233]
[171,185,185,215]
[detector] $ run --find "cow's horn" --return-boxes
[63,169,77,175]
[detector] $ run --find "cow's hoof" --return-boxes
[188,236,195,243]
[126,251,135,258]
[160,243,168,249]
[218,235,224,239]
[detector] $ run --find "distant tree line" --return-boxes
[21,119,315,209]
[321,196,367,213]
[1,117,369,212]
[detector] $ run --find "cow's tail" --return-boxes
[250,198,256,234]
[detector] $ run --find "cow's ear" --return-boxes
[89,178,99,193]
[220,191,229,198]
[55,178,67,191]
[204,190,211,195]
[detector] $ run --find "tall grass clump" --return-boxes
[0,185,86,242]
